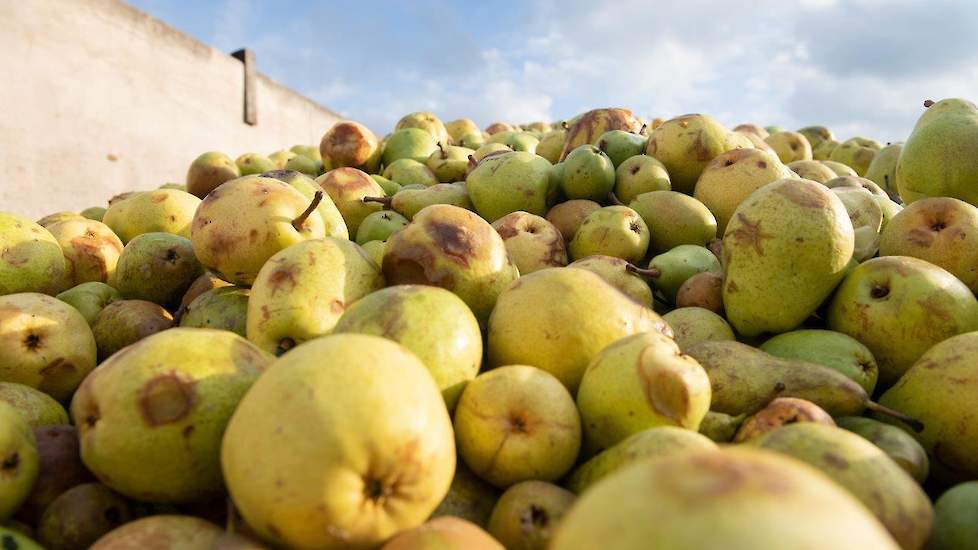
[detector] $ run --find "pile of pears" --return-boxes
[3,100,978,550]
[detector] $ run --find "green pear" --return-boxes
[0,402,38,522]
[492,212,567,274]
[765,131,813,163]
[569,206,649,262]
[559,108,641,160]
[551,447,901,550]
[370,174,401,196]
[466,151,555,221]
[426,143,472,182]
[235,153,276,176]
[267,149,296,169]
[787,159,837,183]
[488,268,672,392]
[259,169,349,240]
[662,307,735,351]
[876,194,904,231]
[835,416,929,483]
[446,118,481,144]
[635,244,721,304]
[568,255,652,306]
[80,207,106,222]
[458,132,487,150]
[186,152,240,198]
[733,397,835,442]
[536,128,567,164]
[89,516,223,549]
[372,182,473,220]
[16,424,93,524]
[749,423,933,550]
[355,210,408,244]
[0,293,96,401]
[930,482,978,550]
[487,130,539,153]
[290,144,323,163]
[826,175,888,197]
[178,286,248,337]
[646,114,746,194]
[560,144,616,202]
[110,232,201,308]
[614,154,671,204]
[247,237,383,355]
[455,365,581,487]
[283,154,323,177]
[396,111,450,145]
[383,127,439,165]
[56,282,120,324]
[0,383,69,427]
[813,139,840,160]
[827,256,978,387]
[545,199,601,243]
[596,129,647,167]
[487,481,574,550]
[577,331,712,454]
[102,188,202,243]
[864,142,903,198]
[431,463,500,528]
[797,126,834,149]
[722,178,853,336]
[833,187,883,261]
[822,159,858,176]
[0,213,67,295]
[629,191,717,253]
[37,482,132,550]
[92,299,174,361]
[45,219,123,287]
[333,285,481,411]
[698,411,746,443]
[692,148,794,233]
[897,99,978,205]
[383,158,439,187]
[760,330,879,394]
[830,137,881,177]
[319,120,381,173]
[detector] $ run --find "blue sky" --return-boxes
[130,0,978,143]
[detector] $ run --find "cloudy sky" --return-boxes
[130,0,978,143]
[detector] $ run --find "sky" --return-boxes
[129,0,978,143]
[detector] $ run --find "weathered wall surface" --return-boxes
[0,0,342,218]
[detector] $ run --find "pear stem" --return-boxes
[437,142,446,158]
[924,99,935,108]
[640,123,647,134]
[865,401,925,433]
[626,264,661,278]
[468,154,478,170]
[561,121,569,130]
[362,196,393,208]
[292,191,323,231]
[275,337,296,357]
[608,191,625,206]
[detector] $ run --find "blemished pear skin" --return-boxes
[454,365,581,488]
[826,175,889,197]
[569,206,649,263]
[333,284,482,411]
[733,397,835,442]
[186,152,240,198]
[487,268,673,393]
[734,123,769,139]
[897,99,978,205]
[576,331,712,454]
[550,447,901,550]
[0,401,39,522]
[835,416,929,484]
[0,382,69,427]
[110,232,202,309]
[722,178,854,337]
[830,137,881,177]
[545,200,601,243]
[567,255,653,306]
[178,286,249,337]
[45,219,123,286]
[467,151,555,221]
[383,204,518,323]
[698,411,747,443]
[662,307,735,351]
[431,463,500,528]
[92,299,174,361]
[765,131,813,164]
[565,426,717,494]
[637,244,722,305]
[221,334,455,550]
[319,120,381,173]
[536,127,567,164]
[36,482,132,550]
[259,169,349,240]
[17,424,93,526]
[0,213,67,296]
[614,154,671,204]
[879,332,978,483]
[71,328,272,503]
[487,481,574,550]
[247,237,383,355]
[749,423,933,550]
[760,329,880,394]
[89,515,223,549]
[56,281,120,325]
[396,111,450,145]
[629,191,717,254]
[0,293,97,402]
[929,482,978,550]
[446,118,481,143]
[235,152,276,176]
[559,108,641,160]
[492,212,567,275]
[692,148,795,233]
[675,271,724,313]
[427,143,473,183]
[36,211,84,227]
[827,256,978,388]
[797,125,834,149]
[878,197,978,293]
[787,159,837,183]
[190,177,328,286]
[316,167,386,235]
[646,113,746,194]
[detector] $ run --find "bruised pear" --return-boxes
[92,299,174,361]
[492,212,567,274]
[765,131,812,163]
[260,169,349,240]
[186,152,240,198]
[316,167,386,235]
[693,148,795,233]
[545,200,601,243]
[487,481,574,550]
[110,232,201,309]
[319,120,381,173]
[733,397,835,442]
[0,213,67,295]
[46,219,123,286]
[560,108,641,160]
[646,114,746,194]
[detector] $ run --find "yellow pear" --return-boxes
[102,188,201,243]
[0,213,67,296]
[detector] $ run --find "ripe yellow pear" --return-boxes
[0,213,67,296]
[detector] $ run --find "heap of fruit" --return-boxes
[3,100,978,550]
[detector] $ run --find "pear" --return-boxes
[45,219,123,286]
[797,126,834,149]
[536,128,567,164]
[426,143,472,182]
[467,151,554,221]
[0,402,39,522]
[367,182,473,220]
[91,299,174,361]
[0,383,69,427]
[930,482,978,550]
[879,332,978,483]
[0,527,42,549]
[662,307,735,351]
[567,255,652,305]
[0,213,67,295]
[267,149,297,169]
[487,130,539,153]
[897,99,978,205]
[560,144,617,202]
[492,212,567,275]
[565,426,716,494]
[834,187,884,261]
[259,169,349,240]
[472,142,512,162]
[692,148,794,233]
[733,397,835,442]
[760,329,879,394]
[80,207,106,222]
[864,142,903,198]
[722,178,854,336]
[560,108,641,160]
[738,130,778,154]
[614,155,671,204]
[333,285,481,411]
[383,127,439,165]
[827,256,978,387]
[371,174,401,196]
[629,191,717,253]
[675,271,723,312]
[835,417,929,483]
[814,139,841,160]
[37,482,132,550]
[56,282,120,324]
[545,200,601,243]
[446,118,482,144]
[459,132,487,150]
[698,411,747,443]
[822,159,858,176]
[830,137,881,176]
[360,240,386,266]
[186,152,240,198]
[488,268,671,392]
[396,111,450,145]
[89,516,223,549]
[383,158,440,187]
[876,195,904,232]
[16,424,93,524]
[632,244,721,304]
[787,159,837,183]
[596,129,647,167]
[222,334,454,548]
[382,517,502,550]
[110,232,201,308]
[576,331,711,454]
[879,197,978,292]
[0,293,96,402]
[177,272,231,316]
[319,120,381,173]
[235,152,276,176]
[355,210,408,244]
[455,365,581,487]
[551,447,901,550]
[826,175,889,197]
[158,182,187,191]
[316,167,386,235]
[36,212,84,227]
[749,423,933,550]
[247,237,383,355]
[191,177,328,285]
[765,131,813,163]
[645,114,746,194]
[431,463,500,528]
[569,206,649,263]
[383,204,518,323]
[487,481,574,550]
[734,123,769,139]
[72,328,271,502]
[179,286,249,337]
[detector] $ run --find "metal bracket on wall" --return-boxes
[231,48,257,125]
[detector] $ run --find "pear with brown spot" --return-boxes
[45,219,123,287]
[396,111,451,145]
[765,131,813,163]
[178,272,232,314]
[569,206,649,263]
[37,482,132,550]
[833,187,884,261]
[645,113,746,194]
[0,382,69,428]
[487,481,574,550]
[319,120,381,173]
[110,232,202,309]
[90,515,223,549]
[0,293,96,402]
[259,169,349,240]
[186,152,241,198]
[559,108,641,161]
[0,401,39,522]
[749,423,933,550]
[492,212,567,275]
[692,148,795,233]
[316,167,386,234]
[179,286,249,337]
[446,118,481,143]
[733,397,835,442]
[0,213,67,296]
[787,159,837,183]
[545,199,600,243]
[102,188,201,243]
[92,300,174,361]
[830,137,881,176]
[71,328,271,503]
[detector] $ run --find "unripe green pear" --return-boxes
[569,206,649,263]
[383,127,439,165]
[355,210,408,244]
[178,286,249,337]
[636,245,721,304]
[283,153,323,177]
[560,144,616,202]
[80,206,106,222]
[110,232,201,308]
[835,417,929,483]
[0,213,67,296]
[235,152,275,176]
[487,130,539,153]
[630,191,717,253]
[372,183,473,220]
[560,108,641,160]
[396,111,450,145]
[646,114,745,194]
[102,188,201,243]
[760,329,879,394]
[596,129,647,167]
[897,99,978,205]
[371,174,401,196]
[929,482,978,549]
[467,151,554,222]
[92,299,174,361]
[614,155,670,204]
[56,282,120,324]
[383,158,439,187]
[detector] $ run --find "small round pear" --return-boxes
[569,206,649,263]
[492,212,567,274]
[930,482,978,550]
[45,219,123,286]
[91,299,174,361]
[545,200,601,243]
[0,213,67,295]
[102,188,202,243]
[765,131,812,163]
[186,151,240,198]
[487,481,575,550]
[319,120,381,172]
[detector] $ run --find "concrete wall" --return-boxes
[0,0,343,218]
